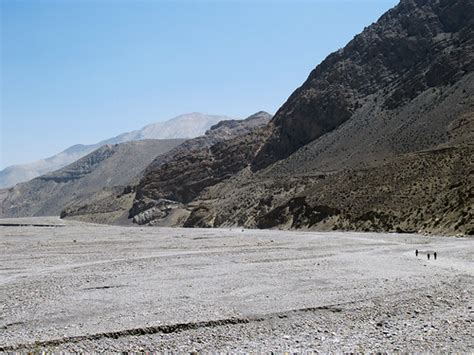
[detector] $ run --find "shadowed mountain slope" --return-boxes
[0,139,185,217]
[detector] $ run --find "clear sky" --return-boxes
[1,0,398,169]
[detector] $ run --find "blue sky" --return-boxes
[1,0,398,169]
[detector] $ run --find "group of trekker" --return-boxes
[415,249,437,260]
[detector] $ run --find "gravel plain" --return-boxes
[0,218,472,352]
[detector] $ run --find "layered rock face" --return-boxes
[253,0,474,170]
[129,112,272,224]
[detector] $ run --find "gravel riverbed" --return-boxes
[0,219,472,352]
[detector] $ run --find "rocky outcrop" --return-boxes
[252,0,474,170]
[256,197,340,229]
[130,125,272,224]
[129,112,272,224]
[131,199,185,225]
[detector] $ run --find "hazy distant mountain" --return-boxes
[103,112,234,143]
[0,113,234,188]
[0,139,185,217]
[0,113,269,221]
[0,144,98,189]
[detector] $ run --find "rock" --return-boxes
[132,199,183,225]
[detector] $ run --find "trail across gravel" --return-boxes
[0,219,472,352]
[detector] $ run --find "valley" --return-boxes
[0,219,472,352]
[2,0,473,352]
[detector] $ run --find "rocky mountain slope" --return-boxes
[188,144,473,235]
[61,112,272,225]
[253,0,474,170]
[0,139,184,217]
[123,0,473,235]
[0,113,232,188]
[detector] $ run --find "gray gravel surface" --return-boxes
[0,219,472,352]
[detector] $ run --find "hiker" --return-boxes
[427,253,430,260]
[415,249,419,257]
[434,252,437,260]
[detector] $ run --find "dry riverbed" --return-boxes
[0,218,472,352]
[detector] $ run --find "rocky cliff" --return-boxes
[253,0,474,170]
[129,112,272,225]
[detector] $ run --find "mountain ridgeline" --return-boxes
[2,0,472,235]
[126,0,473,234]
[253,0,474,170]
[0,113,233,188]
[62,111,272,226]
[0,140,185,218]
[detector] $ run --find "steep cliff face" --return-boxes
[253,0,474,170]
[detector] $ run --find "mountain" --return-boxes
[121,0,473,235]
[103,112,236,143]
[0,144,98,189]
[0,113,233,188]
[0,139,185,217]
[253,0,474,170]
[61,111,272,225]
